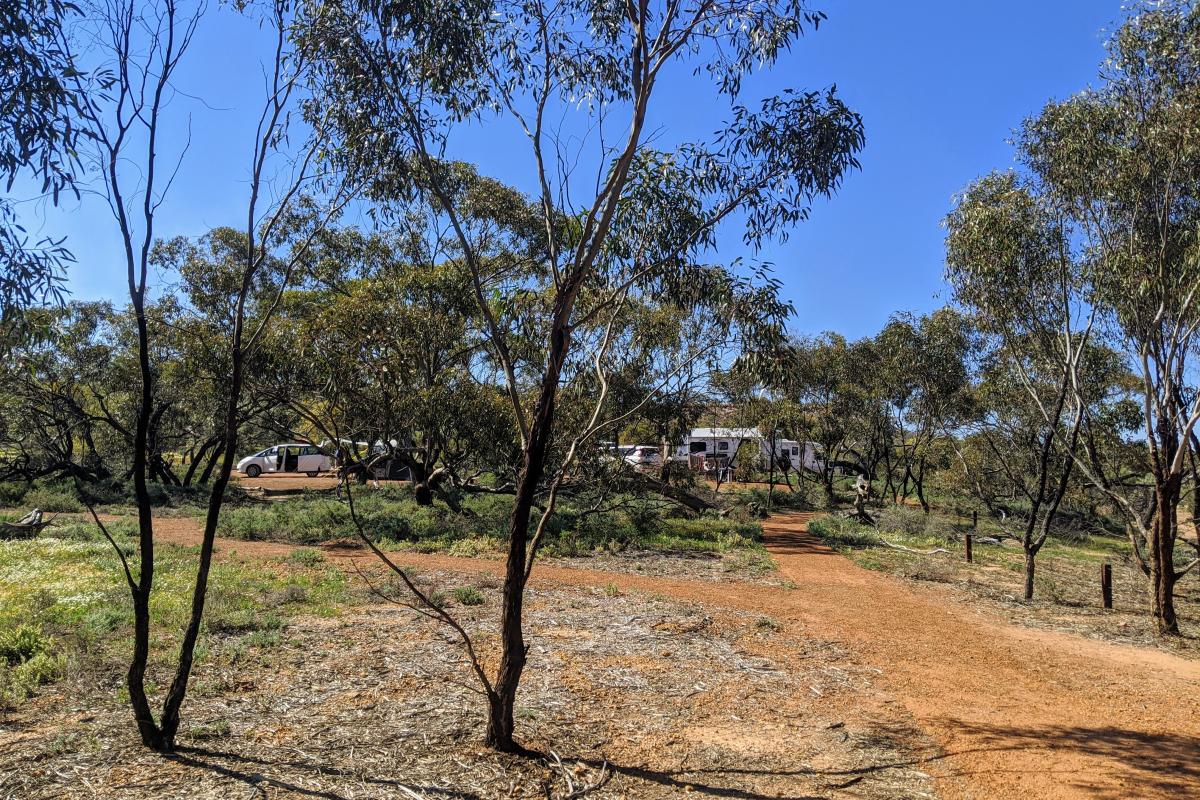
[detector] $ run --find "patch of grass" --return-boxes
[0,625,65,708]
[0,533,354,709]
[604,582,621,598]
[899,561,956,584]
[451,586,484,606]
[755,616,782,632]
[187,719,232,740]
[288,548,324,567]
[215,490,769,567]
[0,479,217,517]
[808,516,880,549]
[724,549,776,576]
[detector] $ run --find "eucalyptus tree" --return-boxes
[871,310,973,511]
[0,302,125,482]
[952,2,1200,633]
[0,0,85,323]
[275,239,518,504]
[299,0,863,751]
[944,172,1098,600]
[784,333,876,505]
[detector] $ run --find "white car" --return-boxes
[623,445,663,472]
[237,444,332,478]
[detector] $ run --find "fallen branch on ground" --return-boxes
[880,539,949,556]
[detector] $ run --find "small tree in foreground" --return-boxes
[73,0,352,748]
[301,0,863,750]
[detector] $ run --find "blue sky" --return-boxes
[21,0,1119,340]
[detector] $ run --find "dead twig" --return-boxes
[546,751,611,799]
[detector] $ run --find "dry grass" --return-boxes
[1,576,938,799]
[840,522,1200,656]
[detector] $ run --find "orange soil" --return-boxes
[110,512,1200,798]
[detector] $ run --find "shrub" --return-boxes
[0,482,29,507]
[22,485,83,513]
[735,485,814,512]
[808,516,880,549]
[0,651,65,706]
[0,626,63,707]
[755,616,782,632]
[0,625,52,666]
[900,562,955,584]
[451,587,484,606]
[288,548,324,567]
[875,505,928,536]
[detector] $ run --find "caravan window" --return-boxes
[689,442,707,453]
[792,446,799,455]
[717,441,729,451]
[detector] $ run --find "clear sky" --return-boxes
[20,0,1120,341]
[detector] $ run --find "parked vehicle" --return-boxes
[622,445,663,472]
[236,444,332,478]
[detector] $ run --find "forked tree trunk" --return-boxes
[128,589,163,748]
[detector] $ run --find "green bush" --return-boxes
[21,485,83,513]
[0,626,63,707]
[0,482,29,507]
[288,548,325,567]
[808,515,880,549]
[0,651,65,706]
[875,505,928,536]
[735,485,815,512]
[0,625,52,665]
[451,586,484,606]
[874,505,962,542]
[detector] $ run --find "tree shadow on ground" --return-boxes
[166,746,481,800]
[931,720,1200,799]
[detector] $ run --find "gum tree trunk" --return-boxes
[1150,480,1180,635]
[486,297,573,753]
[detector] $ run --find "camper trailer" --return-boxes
[676,427,822,476]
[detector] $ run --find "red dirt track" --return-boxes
[125,511,1200,798]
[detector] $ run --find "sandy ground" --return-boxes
[233,473,344,491]
[42,511,1200,798]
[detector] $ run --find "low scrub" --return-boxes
[216,488,765,559]
[0,532,352,709]
[808,516,880,549]
[874,505,965,543]
[733,485,816,513]
[0,479,219,516]
[0,625,66,708]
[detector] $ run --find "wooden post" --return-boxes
[1101,563,1113,609]
[972,510,978,529]
[965,533,973,563]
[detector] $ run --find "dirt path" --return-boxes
[107,512,1200,799]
